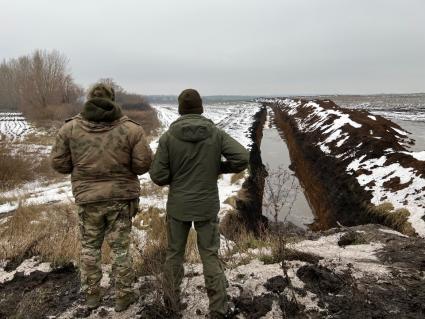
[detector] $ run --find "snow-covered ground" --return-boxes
[52,224,420,319]
[0,102,261,217]
[3,103,425,318]
[0,112,33,140]
[152,101,261,150]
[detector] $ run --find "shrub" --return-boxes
[367,202,416,235]
[124,108,161,136]
[0,142,35,191]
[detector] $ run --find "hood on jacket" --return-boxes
[72,114,131,133]
[81,97,123,122]
[169,114,213,143]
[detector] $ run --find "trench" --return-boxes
[239,103,376,233]
[237,105,333,232]
[260,111,315,229]
[237,102,385,233]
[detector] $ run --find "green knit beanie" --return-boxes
[87,83,115,101]
[178,89,203,115]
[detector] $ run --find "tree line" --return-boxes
[0,50,82,117]
[0,50,151,122]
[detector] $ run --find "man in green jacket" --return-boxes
[51,83,152,312]
[149,89,249,318]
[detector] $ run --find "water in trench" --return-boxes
[260,121,315,229]
[393,119,425,152]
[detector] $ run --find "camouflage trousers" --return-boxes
[78,199,138,298]
[164,216,228,315]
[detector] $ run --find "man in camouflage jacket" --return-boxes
[149,89,249,318]
[51,83,152,311]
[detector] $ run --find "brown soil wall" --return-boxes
[269,104,375,230]
[236,106,268,232]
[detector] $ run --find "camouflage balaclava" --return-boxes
[178,89,203,115]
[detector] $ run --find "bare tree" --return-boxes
[0,50,83,118]
[27,50,68,108]
[263,165,299,224]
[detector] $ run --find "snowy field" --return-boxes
[0,102,261,217]
[152,101,261,150]
[0,112,33,140]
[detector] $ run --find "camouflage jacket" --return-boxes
[51,105,152,204]
[149,114,249,221]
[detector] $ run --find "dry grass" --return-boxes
[124,109,161,136]
[219,209,247,241]
[0,136,65,192]
[23,132,56,146]
[231,170,246,184]
[132,207,201,276]
[367,202,416,235]
[0,195,18,206]
[132,207,168,276]
[0,142,35,191]
[23,104,82,124]
[0,203,80,267]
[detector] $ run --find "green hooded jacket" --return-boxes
[149,114,249,221]
[51,98,153,204]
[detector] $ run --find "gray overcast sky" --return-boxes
[1,0,424,95]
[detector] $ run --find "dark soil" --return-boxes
[306,268,425,319]
[287,225,425,319]
[264,275,289,293]
[137,304,181,319]
[297,264,344,294]
[337,231,368,247]
[232,293,274,319]
[0,264,81,319]
[279,295,306,318]
[235,106,269,233]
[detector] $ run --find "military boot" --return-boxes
[115,292,136,312]
[86,293,101,310]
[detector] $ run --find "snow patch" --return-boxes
[402,150,425,161]
[379,228,409,238]
[292,233,389,278]
[0,257,51,284]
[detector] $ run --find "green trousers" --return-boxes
[164,216,228,315]
[78,200,137,299]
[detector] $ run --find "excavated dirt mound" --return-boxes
[0,264,81,319]
[260,98,425,235]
